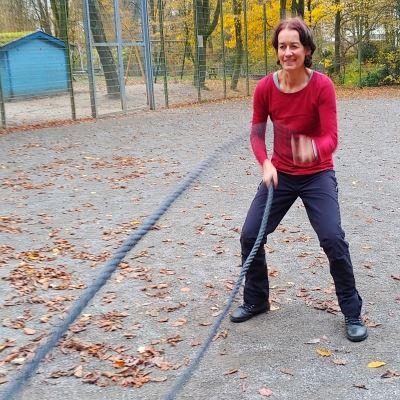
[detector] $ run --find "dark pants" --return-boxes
[240,170,362,317]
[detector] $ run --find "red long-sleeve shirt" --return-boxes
[250,71,337,175]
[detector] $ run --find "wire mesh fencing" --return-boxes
[0,0,399,130]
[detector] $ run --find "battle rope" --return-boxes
[163,184,274,400]
[0,136,242,400]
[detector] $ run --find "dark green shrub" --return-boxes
[360,68,385,86]
[361,41,378,62]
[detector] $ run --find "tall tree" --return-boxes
[50,0,61,37]
[193,0,221,88]
[334,0,341,75]
[280,0,287,20]
[307,0,312,23]
[230,0,243,90]
[88,0,120,96]
[29,0,52,34]
[396,0,400,46]
[291,0,305,18]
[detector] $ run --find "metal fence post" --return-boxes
[60,0,76,120]
[357,16,362,87]
[0,69,6,129]
[158,0,169,107]
[83,0,98,118]
[243,0,250,95]
[113,0,127,111]
[193,0,201,102]
[140,0,155,110]
[219,0,227,98]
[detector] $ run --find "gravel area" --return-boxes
[0,94,399,400]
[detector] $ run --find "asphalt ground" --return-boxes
[0,94,399,399]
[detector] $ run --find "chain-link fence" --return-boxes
[0,0,399,129]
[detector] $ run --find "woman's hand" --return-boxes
[262,159,278,188]
[291,134,317,165]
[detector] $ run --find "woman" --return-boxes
[230,17,367,342]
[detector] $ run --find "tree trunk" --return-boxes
[149,0,157,33]
[230,0,243,90]
[193,0,220,88]
[58,0,69,42]
[37,0,52,34]
[334,0,341,76]
[396,1,400,47]
[50,0,61,37]
[88,0,120,97]
[197,45,207,87]
[307,0,311,23]
[291,0,304,18]
[280,0,286,20]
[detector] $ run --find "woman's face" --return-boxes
[277,28,310,72]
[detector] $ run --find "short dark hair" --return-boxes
[272,17,316,68]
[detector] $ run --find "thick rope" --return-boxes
[0,136,241,400]
[163,185,274,400]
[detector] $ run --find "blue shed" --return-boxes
[0,31,68,100]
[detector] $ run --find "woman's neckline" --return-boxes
[273,69,314,94]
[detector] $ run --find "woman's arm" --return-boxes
[250,79,277,187]
[313,78,338,159]
[250,79,269,165]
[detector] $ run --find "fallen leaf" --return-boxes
[150,376,167,382]
[11,357,25,365]
[305,338,320,344]
[50,370,70,379]
[353,383,368,390]
[113,359,126,368]
[0,339,15,353]
[381,369,400,379]
[137,345,147,353]
[74,365,84,378]
[224,368,238,375]
[332,358,347,365]
[166,335,183,346]
[279,368,294,376]
[172,318,187,327]
[259,387,273,397]
[26,252,40,260]
[316,347,332,357]
[367,361,386,368]
[213,329,228,341]
[363,316,382,328]
[40,315,51,323]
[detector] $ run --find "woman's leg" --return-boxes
[240,173,297,305]
[300,170,362,317]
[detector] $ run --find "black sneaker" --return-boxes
[345,316,368,342]
[230,302,270,323]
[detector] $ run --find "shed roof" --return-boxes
[0,30,65,50]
